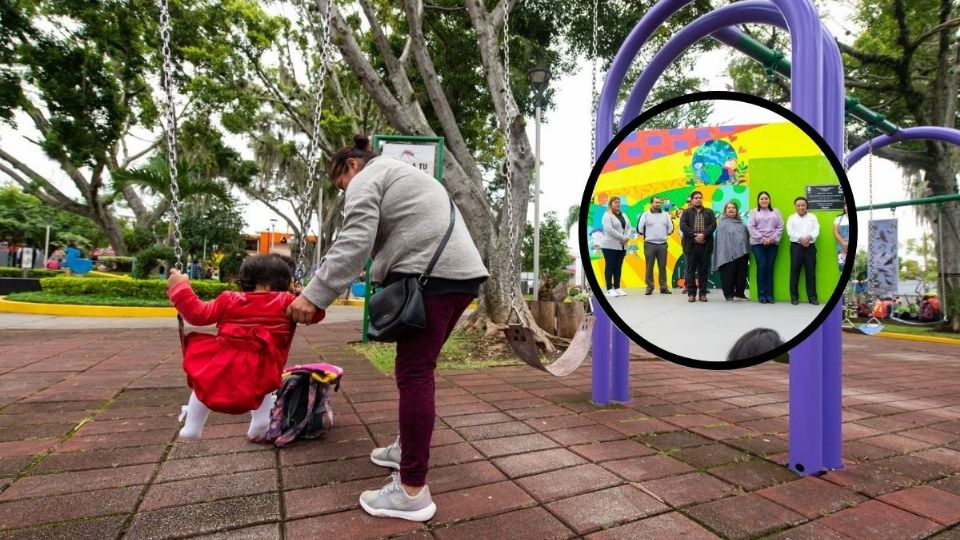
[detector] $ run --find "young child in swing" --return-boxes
[167,253,325,440]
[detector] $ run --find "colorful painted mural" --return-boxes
[587,122,837,295]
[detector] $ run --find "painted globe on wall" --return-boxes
[691,140,738,184]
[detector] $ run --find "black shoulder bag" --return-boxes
[366,195,456,342]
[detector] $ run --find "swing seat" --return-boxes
[504,308,596,377]
[889,315,943,327]
[843,316,884,336]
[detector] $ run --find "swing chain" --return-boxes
[156,0,183,272]
[501,4,521,312]
[296,0,334,287]
[867,132,874,221]
[590,0,598,164]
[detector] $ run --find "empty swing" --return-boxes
[498,0,596,377]
[845,136,887,336]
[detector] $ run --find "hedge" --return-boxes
[40,277,236,300]
[97,256,134,272]
[0,268,67,279]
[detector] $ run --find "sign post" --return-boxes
[361,135,446,342]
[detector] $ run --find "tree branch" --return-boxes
[0,155,92,217]
[321,0,424,134]
[837,41,900,65]
[359,0,421,121]
[491,0,520,34]
[911,17,960,50]
[403,0,484,184]
[122,139,162,168]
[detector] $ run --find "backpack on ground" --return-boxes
[264,363,343,448]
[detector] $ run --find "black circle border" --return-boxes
[578,90,858,370]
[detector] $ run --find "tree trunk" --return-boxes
[924,156,959,332]
[529,300,558,336]
[94,209,129,256]
[556,302,586,339]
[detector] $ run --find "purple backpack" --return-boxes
[264,363,343,448]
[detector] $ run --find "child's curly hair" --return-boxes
[237,254,294,292]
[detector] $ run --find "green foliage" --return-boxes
[218,247,247,283]
[178,199,247,262]
[97,256,134,273]
[131,244,175,279]
[39,277,235,300]
[6,292,172,308]
[0,186,106,249]
[124,226,158,255]
[522,212,573,296]
[0,268,66,278]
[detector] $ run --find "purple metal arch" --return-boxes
[591,297,612,404]
[593,0,845,474]
[848,127,960,166]
[620,3,789,127]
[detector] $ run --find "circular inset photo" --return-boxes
[580,91,856,368]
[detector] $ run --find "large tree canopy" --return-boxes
[0,0,261,254]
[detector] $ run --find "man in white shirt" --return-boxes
[786,196,820,305]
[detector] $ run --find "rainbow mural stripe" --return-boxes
[587,122,832,292]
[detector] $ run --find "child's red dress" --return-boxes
[168,281,325,414]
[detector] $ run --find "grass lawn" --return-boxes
[351,329,523,374]
[851,317,960,341]
[879,323,960,341]
[6,291,171,308]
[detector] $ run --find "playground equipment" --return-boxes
[591,0,960,476]
[498,0,596,376]
[63,246,93,275]
[155,0,332,342]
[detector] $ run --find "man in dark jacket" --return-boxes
[679,190,717,302]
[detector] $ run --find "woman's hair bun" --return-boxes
[353,134,371,151]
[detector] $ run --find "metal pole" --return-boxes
[533,99,542,301]
[202,237,207,264]
[937,206,948,321]
[43,225,50,265]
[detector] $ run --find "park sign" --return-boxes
[374,135,445,181]
[805,184,845,210]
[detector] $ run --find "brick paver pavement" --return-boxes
[0,321,958,539]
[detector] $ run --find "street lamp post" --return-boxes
[527,67,551,301]
[268,218,277,253]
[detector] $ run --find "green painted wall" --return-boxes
[748,156,844,302]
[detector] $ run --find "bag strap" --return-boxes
[419,194,456,287]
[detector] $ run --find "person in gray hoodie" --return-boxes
[287,135,489,522]
[636,196,674,295]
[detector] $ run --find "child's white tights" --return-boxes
[177,391,276,440]
[247,393,276,440]
[178,392,210,439]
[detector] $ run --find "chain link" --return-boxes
[867,134,874,222]
[501,4,521,310]
[296,0,334,286]
[590,0,598,164]
[156,0,183,271]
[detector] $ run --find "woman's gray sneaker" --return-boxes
[359,472,436,522]
[370,438,401,469]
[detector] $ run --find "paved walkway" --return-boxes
[604,287,821,362]
[0,319,958,539]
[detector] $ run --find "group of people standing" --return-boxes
[600,191,842,304]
